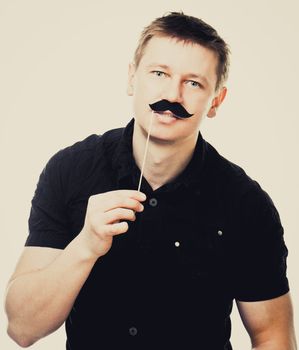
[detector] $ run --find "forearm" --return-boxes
[5,234,98,347]
[252,337,297,350]
[253,345,296,350]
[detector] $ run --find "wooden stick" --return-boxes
[137,110,154,192]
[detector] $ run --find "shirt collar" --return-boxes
[111,118,207,191]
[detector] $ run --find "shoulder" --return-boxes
[44,134,101,169]
[38,126,125,195]
[205,141,257,194]
[45,127,124,172]
[51,133,103,164]
[204,141,279,217]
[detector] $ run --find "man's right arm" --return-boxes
[5,238,98,348]
[5,190,146,347]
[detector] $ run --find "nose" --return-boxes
[164,78,183,103]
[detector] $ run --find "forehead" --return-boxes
[139,36,218,85]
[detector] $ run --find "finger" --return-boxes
[104,208,136,224]
[103,196,145,213]
[114,190,147,202]
[104,221,129,237]
[89,190,146,213]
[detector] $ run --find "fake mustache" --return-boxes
[149,99,194,119]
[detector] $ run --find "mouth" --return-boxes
[154,110,180,119]
[153,111,179,124]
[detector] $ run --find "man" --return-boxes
[5,12,297,350]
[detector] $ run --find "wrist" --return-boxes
[68,232,100,264]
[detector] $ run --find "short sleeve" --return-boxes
[25,150,72,249]
[233,183,289,302]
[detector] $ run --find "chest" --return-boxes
[72,186,238,336]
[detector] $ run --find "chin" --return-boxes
[149,134,173,144]
[148,130,185,145]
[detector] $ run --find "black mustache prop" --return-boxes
[149,99,194,119]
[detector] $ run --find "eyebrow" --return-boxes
[147,63,210,86]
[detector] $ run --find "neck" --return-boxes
[132,121,197,191]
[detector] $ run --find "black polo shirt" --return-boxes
[25,118,289,350]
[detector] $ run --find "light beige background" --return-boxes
[1,0,298,349]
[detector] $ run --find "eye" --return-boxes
[186,80,203,89]
[152,70,167,77]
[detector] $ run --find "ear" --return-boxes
[127,62,136,96]
[207,86,227,118]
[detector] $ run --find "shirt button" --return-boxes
[149,198,158,207]
[217,230,223,236]
[129,326,138,336]
[174,241,180,247]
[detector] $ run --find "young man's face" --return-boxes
[127,35,225,143]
